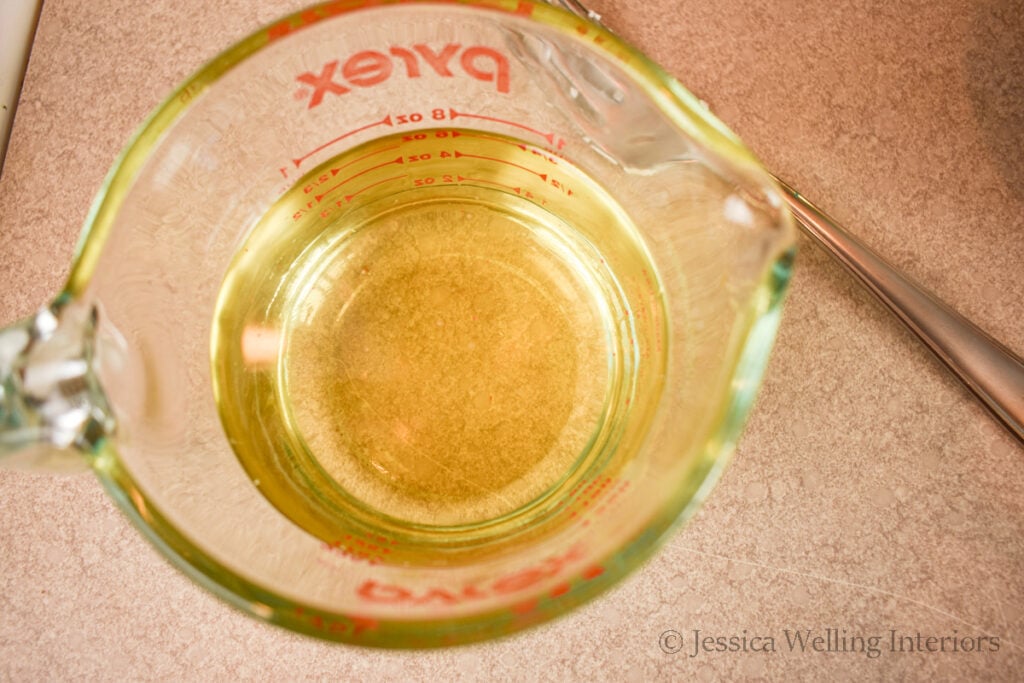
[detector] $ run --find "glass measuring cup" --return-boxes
[0,0,795,647]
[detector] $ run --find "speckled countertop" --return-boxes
[1,0,1022,680]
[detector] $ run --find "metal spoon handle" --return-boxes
[543,0,1024,443]
[774,176,1024,443]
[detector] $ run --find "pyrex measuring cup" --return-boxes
[0,0,794,646]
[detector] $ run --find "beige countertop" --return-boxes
[1,0,1022,679]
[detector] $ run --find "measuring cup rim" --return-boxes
[63,0,788,648]
[63,0,764,300]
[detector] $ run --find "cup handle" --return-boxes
[0,299,116,471]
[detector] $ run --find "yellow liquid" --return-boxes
[211,129,664,551]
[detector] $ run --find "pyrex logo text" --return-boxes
[297,44,511,109]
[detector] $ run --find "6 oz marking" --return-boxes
[403,130,460,142]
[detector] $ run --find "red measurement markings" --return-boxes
[345,174,408,203]
[393,108,450,125]
[565,476,631,528]
[519,188,544,203]
[309,173,408,213]
[356,543,587,606]
[454,150,547,180]
[295,171,406,221]
[456,175,521,194]
[402,129,460,142]
[413,175,455,187]
[291,114,394,169]
[455,175,546,204]
[314,157,405,202]
[318,532,398,567]
[527,147,560,166]
[590,479,631,521]
[293,606,378,636]
[568,475,612,516]
[508,563,606,617]
[448,108,564,149]
[548,176,573,197]
[299,144,402,197]
[328,144,401,179]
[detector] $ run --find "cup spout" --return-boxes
[0,300,116,471]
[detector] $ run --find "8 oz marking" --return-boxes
[394,108,449,125]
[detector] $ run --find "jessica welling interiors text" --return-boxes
[658,628,1001,659]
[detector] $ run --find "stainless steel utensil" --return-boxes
[547,0,1024,443]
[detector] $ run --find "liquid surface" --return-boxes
[212,128,662,543]
[285,200,610,525]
